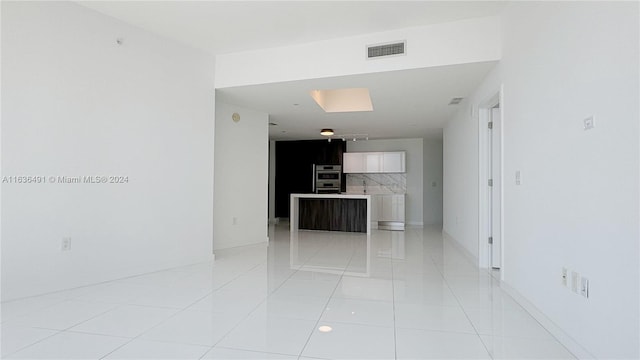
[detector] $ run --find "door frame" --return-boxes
[477,86,504,277]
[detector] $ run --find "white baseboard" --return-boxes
[500,281,595,359]
[442,230,594,359]
[213,239,268,252]
[442,230,479,267]
[406,221,424,227]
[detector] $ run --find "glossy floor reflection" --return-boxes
[1,224,575,359]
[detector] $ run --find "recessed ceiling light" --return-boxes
[318,325,332,333]
[293,103,299,106]
[310,88,373,113]
[269,122,278,126]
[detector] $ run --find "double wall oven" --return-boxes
[313,165,342,194]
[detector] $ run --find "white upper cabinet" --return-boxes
[343,153,365,173]
[365,153,382,172]
[382,152,405,173]
[343,151,406,173]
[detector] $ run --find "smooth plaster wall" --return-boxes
[213,102,269,250]
[215,16,501,88]
[1,2,215,300]
[423,139,443,226]
[443,2,639,357]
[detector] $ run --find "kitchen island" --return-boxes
[290,193,371,234]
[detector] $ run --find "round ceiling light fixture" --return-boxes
[320,128,334,136]
[318,325,333,333]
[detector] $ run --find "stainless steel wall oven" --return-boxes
[313,165,342,194]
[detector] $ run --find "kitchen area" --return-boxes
[215,68,450,252]
[274,138,412,236]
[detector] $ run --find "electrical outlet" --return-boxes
[581,277,589,298]
[561,267,568,287]
[61,237,72,251]
[515,171,522,185]
[571,271,579,293]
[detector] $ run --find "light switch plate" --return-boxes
[581,277,589,298]
[571,271,579,293]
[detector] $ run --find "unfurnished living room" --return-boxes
[1,1,638,359]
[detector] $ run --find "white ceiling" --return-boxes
[217,61,498,140]
[77,1,506,141]
[78,1,507,55]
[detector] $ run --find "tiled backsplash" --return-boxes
[346,173,406,194]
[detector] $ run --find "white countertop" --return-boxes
[291,193,371,200]
[342,192,406,196]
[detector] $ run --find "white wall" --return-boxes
[347,139,423,226]
[215,16,501,88]
[444,2,639,358]
[1,2,215,300]
[443,107,479,258]
[423,139,443,226]
[213,101,268,250]
[443,66,501,259]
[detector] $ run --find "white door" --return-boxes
[489,106,502,269]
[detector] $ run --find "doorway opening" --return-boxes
[478,89,503,279]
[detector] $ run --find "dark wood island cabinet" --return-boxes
[290,193,371,235]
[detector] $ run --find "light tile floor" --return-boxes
[1,225,575,359]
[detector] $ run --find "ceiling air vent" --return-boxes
[367,41,406,59]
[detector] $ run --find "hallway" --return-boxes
[1,225,574,359]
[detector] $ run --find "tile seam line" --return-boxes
[431,241,495,359]
[5,303,128,360]
[102,260,263,360]
[391,245,398,360]
[1,260,214,304]
[495,281,580,359]
[0,328,64,358]
[297,239,359,359]
[214,345,304,358]
[204,239,328,358]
